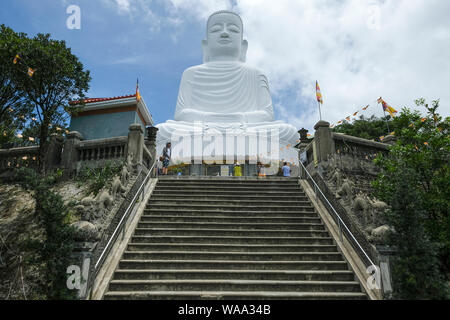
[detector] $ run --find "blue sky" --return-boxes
[1,0,449,132]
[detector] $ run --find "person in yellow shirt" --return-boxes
[234,162,242,177]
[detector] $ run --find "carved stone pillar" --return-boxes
[62,131,83,175]
[145,126,159,167]
[382,135,397,146]
[47,133,64,169]
[127,124,144,165]
[313,120,334,164]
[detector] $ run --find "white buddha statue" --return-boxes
[156,10,299,169]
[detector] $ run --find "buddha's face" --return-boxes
[205,12,244,62]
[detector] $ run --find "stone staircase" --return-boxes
[103,177,367,300]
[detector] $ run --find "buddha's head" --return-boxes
[202,10,248,63]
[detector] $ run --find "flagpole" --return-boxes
[318,100,322,121]
[383,110,391,133]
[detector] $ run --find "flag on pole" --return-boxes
[316,81,323,104]
[13,54,20,64]
[377,97,397,117]
[136,78,141,102]
[27,68,36,77]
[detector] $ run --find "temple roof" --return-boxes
[70,94,153,126]
[70,94,137,105]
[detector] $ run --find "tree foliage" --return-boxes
[0,24,91,170]
[373,99,449,299]
[0,25,29,148]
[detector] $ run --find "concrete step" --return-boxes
[140,215,322,224]
[118,259,350,271]
[152,190,307,196]
[130,235,335,245]
[104,290,367,300]
[156,179,300,185]
[146,204,315,212]
[153,186,302,192]
[147,199,312,206]
[107,279,362,293]
[122,251,344,262]
[143,209,317,216]
[133,228,330,238]
[112,269,356,282]
[149,195,310,201]
[126,243,339,253]
[137,222,325,231]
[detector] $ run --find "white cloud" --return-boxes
[116,0,131,13]
[103,0,450,131]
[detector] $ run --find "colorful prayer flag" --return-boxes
[362,105,369,111]
[353,111,358,116]
[379,136,385,141]
[13,54,20,64]
[378,97,397,117]
[345,116,350,121]
[27,68,36,77]
[316,81,323,104]
[136,78,141,102]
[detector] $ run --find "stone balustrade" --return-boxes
[77,137,127,162]
[0,123,157,178]
[0,146,39,170]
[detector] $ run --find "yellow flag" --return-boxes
[136,79,141,102]
[27,68,36,77]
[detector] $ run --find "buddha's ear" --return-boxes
[240,39,248,63]
[202,39,210,63]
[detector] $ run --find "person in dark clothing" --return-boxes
[161,142,171,175]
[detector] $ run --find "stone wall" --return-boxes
[298,121,396,296]
[0,124,158,179]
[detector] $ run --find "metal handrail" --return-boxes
[299,160,376,269]
[94,161,157,270]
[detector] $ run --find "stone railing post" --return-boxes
[127,124,144,165]
[297,128,310,179]
[62,131,83,175]
[382,134,397,146]
[313,120,334,164]
[47,133,64,169]
[145,126,159,167]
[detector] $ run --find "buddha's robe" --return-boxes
[175,62,274,123]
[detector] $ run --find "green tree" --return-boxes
[373,99,449,299]
[5,26,90,171]
[333,114,397,142]
[0,25,30,148]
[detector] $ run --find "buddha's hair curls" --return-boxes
[207,10,243,32]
